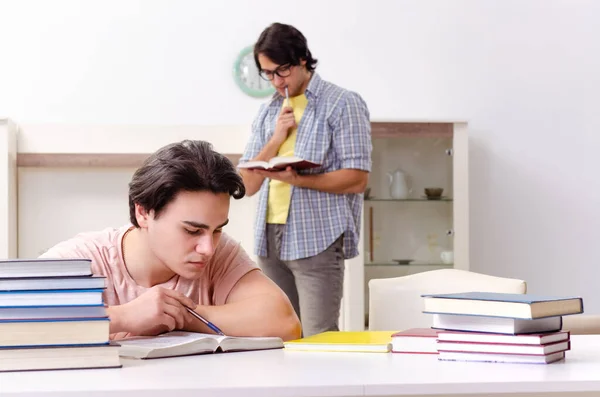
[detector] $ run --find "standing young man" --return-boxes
[40,140,301,341]
[239,23,372,336]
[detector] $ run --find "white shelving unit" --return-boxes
[0,119,468,332]
[350,121,469,330]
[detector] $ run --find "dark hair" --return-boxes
[254,23,318,72]
[128,140,245,227]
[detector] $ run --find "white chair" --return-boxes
[368,268,527,331]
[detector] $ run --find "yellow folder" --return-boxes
[283,331,394,353]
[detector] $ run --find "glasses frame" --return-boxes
[259,64,293,81]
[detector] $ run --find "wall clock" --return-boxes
[232,45,275,98]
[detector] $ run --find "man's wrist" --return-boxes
[294,173,314,189]
[106,305,127,334]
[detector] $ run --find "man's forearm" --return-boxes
[185,294,301,341]
[295,169,368,194]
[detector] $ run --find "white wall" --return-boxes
[2,0,600,310]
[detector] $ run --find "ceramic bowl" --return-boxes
[424,187,443,198]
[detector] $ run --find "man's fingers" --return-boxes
[162,301,186,329]
[158,311,177,331]
[162,289,196,309]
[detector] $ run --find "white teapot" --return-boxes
[387,169,411,199]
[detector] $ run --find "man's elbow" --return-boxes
[279,313,302,341]
[346,174,369,194]
[268,300,302,341]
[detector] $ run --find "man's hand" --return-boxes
[272,106,296,146]
[239,106,296,196]
[254,166,299,185]
[108,286,196,336]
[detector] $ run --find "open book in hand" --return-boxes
[237,156,320,171]
[117,331,284,359]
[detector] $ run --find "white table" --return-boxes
[1,335,600,397]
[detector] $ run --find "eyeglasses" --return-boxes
[259,64,292,81]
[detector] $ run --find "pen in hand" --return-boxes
[186,307,225,336]
[284,86,290,107]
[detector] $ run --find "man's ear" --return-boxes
[135,203,152,228]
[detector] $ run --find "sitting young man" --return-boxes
[40,140,301,341]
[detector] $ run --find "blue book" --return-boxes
[0,289,104,307]
[421,292,583,319]
[0,276,106,291]
[0,304,107,321]
[0,258,92,278]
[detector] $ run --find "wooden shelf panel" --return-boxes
[14,122,457,168]
[17,153,243,168]
[371,122,453,138]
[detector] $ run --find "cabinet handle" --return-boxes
[445,148,453,156]
[446,229,455,236]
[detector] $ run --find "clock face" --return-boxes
[233,46,275,98]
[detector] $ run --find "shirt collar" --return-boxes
[304,72,323,99]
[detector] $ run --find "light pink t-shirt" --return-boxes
[39,225,259,307]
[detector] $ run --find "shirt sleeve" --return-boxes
[209,233,260,306]
[332,91,372,171]
[239,103,269,163]
[38,234,120,308]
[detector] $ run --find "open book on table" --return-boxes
[237,156,320,171]
[117,331,284,359]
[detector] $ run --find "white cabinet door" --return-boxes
[340,121,469,331]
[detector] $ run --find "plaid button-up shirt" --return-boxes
[240,73,372,261]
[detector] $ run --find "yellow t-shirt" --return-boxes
[266,94,308,224]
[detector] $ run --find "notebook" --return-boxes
[283,331,393,353]
[117,331,284,359]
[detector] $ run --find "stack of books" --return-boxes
[0,258,121,372]
[420,291,583,364]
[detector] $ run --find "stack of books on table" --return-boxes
[420,291,583,364]
[0,258,121,372]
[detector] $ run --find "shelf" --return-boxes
[16,153,242,168]
[371,122,453,138]
[365,198,453,202]
[365,262,453,267]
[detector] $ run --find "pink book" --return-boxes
[437,330,570,346]
[391,328,440,354]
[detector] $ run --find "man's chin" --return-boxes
[177,262,208,278]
